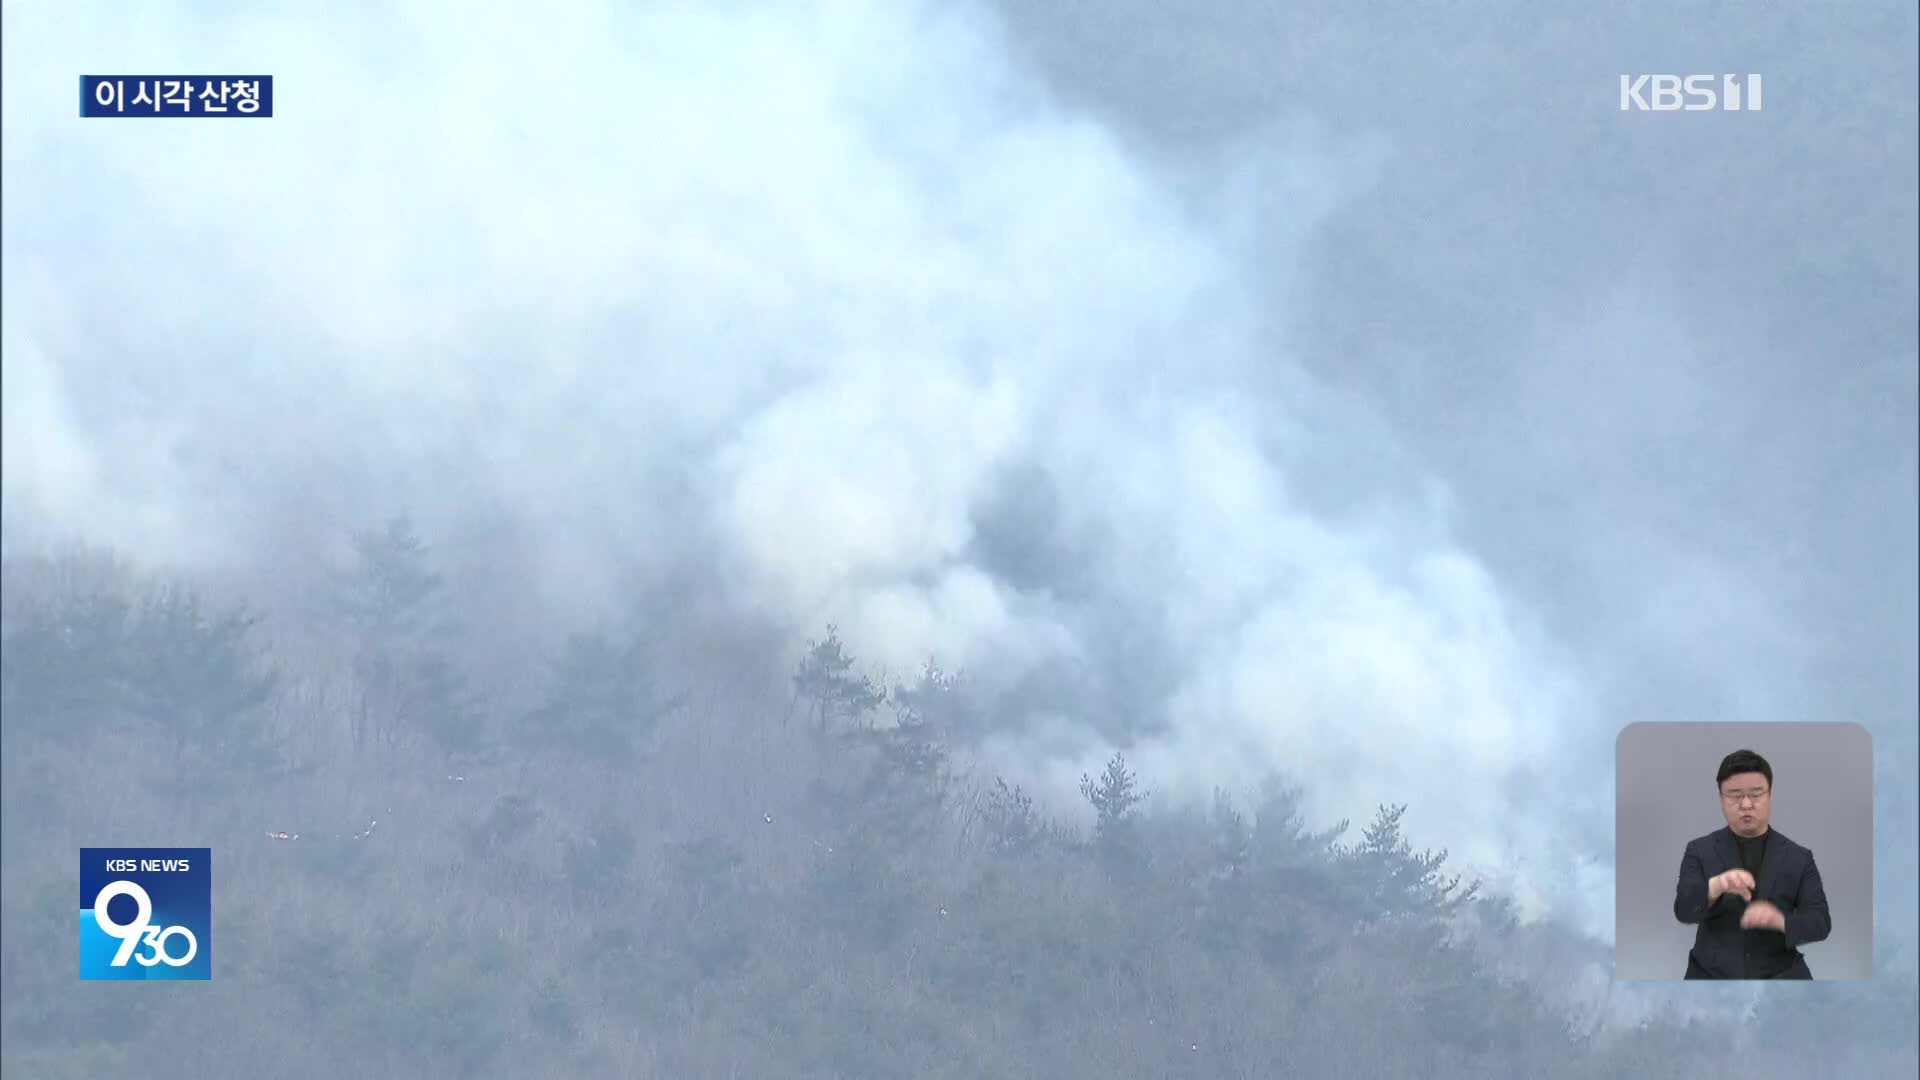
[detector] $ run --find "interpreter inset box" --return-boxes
[1614,722,1872,980]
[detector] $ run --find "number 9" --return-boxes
[92,880,154,968]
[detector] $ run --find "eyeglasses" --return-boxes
[1721,789,1770,806]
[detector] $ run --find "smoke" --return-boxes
[4,0,1909,957]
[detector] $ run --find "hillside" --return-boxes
[3,534,1914,1079]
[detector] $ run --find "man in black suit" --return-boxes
[1672,749,1832,978]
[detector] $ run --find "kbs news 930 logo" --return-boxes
[79,848,211,980]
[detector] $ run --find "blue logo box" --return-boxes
[80,76,272,118]
[80,848,212,980]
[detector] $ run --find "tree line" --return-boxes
[2,514,1913,1078]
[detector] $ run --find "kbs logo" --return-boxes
[1619,74,1763,112]
[80,848,211,980]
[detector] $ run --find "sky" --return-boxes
[3,0,1914,953]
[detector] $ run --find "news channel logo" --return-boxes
[1619,74,1762,112]
[79,76,273,118]
[80,848,212,980]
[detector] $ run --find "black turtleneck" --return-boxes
[1734,828,1769,877]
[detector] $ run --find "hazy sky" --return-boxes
[3,0,1914,948]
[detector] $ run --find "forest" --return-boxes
[3,516,1915,1079]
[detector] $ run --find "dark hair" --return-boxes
[1717,749,1773,789]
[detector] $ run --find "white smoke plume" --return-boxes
[6,0,1910,958]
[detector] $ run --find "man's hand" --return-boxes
[1741,899,1787,931]
[1708,868,1755,904]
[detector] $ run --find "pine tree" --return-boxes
[980,777,1042,857]
[1080,752,1148,841]
[520,629,676,761]
[1249,778,1348,881]
[0,565,136,737]
[790,624,884,732]
[0,553,277,769]
[1342,803,1479,918]
[1081,752,1150,881]
[123,583,279,767]
[336,513,479,757]
[889,658,980,739]
[1207,787,1252,882]
[337,512,445,647]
